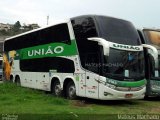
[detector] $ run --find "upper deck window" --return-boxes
[95,16,141,45]
[4,23,70,51]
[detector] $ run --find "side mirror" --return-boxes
[142,44,159,77]
[87,37,110,56]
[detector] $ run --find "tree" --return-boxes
[0,29,7,35]
[13,21,21,32]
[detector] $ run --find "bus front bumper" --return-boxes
[98,84,146,100]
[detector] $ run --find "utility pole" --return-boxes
[47,15,49,25]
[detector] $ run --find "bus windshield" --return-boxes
[95,16,144,81]
[103,49,144,81]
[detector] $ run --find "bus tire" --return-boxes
[15,76,21,86]
[66,81,76,100]
[10,75,13,82]
[51,80,62,97]
[144,95,149,100]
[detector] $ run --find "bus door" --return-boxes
[85,53,100,99]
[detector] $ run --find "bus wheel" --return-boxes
[66,81,76,100]
[52,80,62,97]
[15,76,21,86]
[10,75,13,83]
[144,95,149,100]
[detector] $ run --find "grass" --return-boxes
[0,82,160,120]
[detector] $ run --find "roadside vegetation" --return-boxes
[0,82,160,120]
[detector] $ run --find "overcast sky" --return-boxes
[0,0,160,28]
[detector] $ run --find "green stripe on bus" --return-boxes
[106,79,146,87]
[16,40,78,60]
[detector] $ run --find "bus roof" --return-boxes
[71,14,130,23]
[5,14,133,42]
[5,19,70,41]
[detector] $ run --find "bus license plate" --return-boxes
[125,94,133,98]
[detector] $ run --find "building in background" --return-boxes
[0,23,13,31]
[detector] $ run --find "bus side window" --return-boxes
[71,17,99,72]
[39,24,71,45]
[20,57,75,73]
[4,23,71,51]
[71,17,97,39]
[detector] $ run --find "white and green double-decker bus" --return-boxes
[3,15,150,100]
[138,28,160,97]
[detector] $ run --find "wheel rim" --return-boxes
[15,77,20,86]
[68,85,76,98]
[54,83,61,96]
